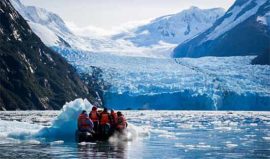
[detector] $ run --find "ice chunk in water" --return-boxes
[37,98,92,140]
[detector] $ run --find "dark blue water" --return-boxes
[0,111,270,158]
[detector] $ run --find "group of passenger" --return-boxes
[77,106,127,138]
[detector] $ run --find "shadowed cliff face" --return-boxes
[0,0,96,110]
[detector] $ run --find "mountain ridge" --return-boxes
[11,0,226,58]
[112,6,225,47]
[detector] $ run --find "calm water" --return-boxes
[0,111,270,158]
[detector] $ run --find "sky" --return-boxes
[21,0,235,36]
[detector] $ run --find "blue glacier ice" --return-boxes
[53,47,270,110]
[4,99,92,141]
[37,99,92,140]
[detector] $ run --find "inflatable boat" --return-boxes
[75,124,126,142]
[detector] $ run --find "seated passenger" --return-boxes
[78,110,94,133]
[116,111,127,132]
[109,109,118,133]
[99,108,112,136]
[110,109,118,126]
[89,106,99,133]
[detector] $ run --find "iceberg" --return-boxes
[37,98,92,141]
[3,99,92,141]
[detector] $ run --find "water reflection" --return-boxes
[77,141,127,159]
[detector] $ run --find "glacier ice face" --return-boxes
[54,47,270,110]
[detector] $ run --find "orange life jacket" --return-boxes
[111,112,118,124]
[89,110,99,122]
[100,112,110,125]
[78,114,90,129]
[117,116,127,129]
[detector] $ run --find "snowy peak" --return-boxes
[113,7,225,46]
[11,0,71,34]
[173,0,270,58]
[10,0,72,46]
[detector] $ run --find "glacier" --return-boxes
[53,47,270,110]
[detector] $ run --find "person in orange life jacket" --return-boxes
[78,110,94,133]
[109,109,118,133]
[116,111,127,132]
[89,106,100,133]
[99,108,112,125]
[110,109,118,125]
[99,108,112,136]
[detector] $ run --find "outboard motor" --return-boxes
[75,130,94,142]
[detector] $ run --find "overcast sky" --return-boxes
[21,0,235,36]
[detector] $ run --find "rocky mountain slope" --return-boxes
[0,0,96,110]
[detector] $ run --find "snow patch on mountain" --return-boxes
[10,0,70,46]
[205,0,268,41]
[113,6,225,46]
[28,22,60,46]
[257,11,270,27]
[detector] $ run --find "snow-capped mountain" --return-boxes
[173,0,270,58]
[12,0,173,57]
[10,0,175,57]
[11,0,227,58]
[113,7,224,46]
[10,0,130,53]
[10,0,71,46]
